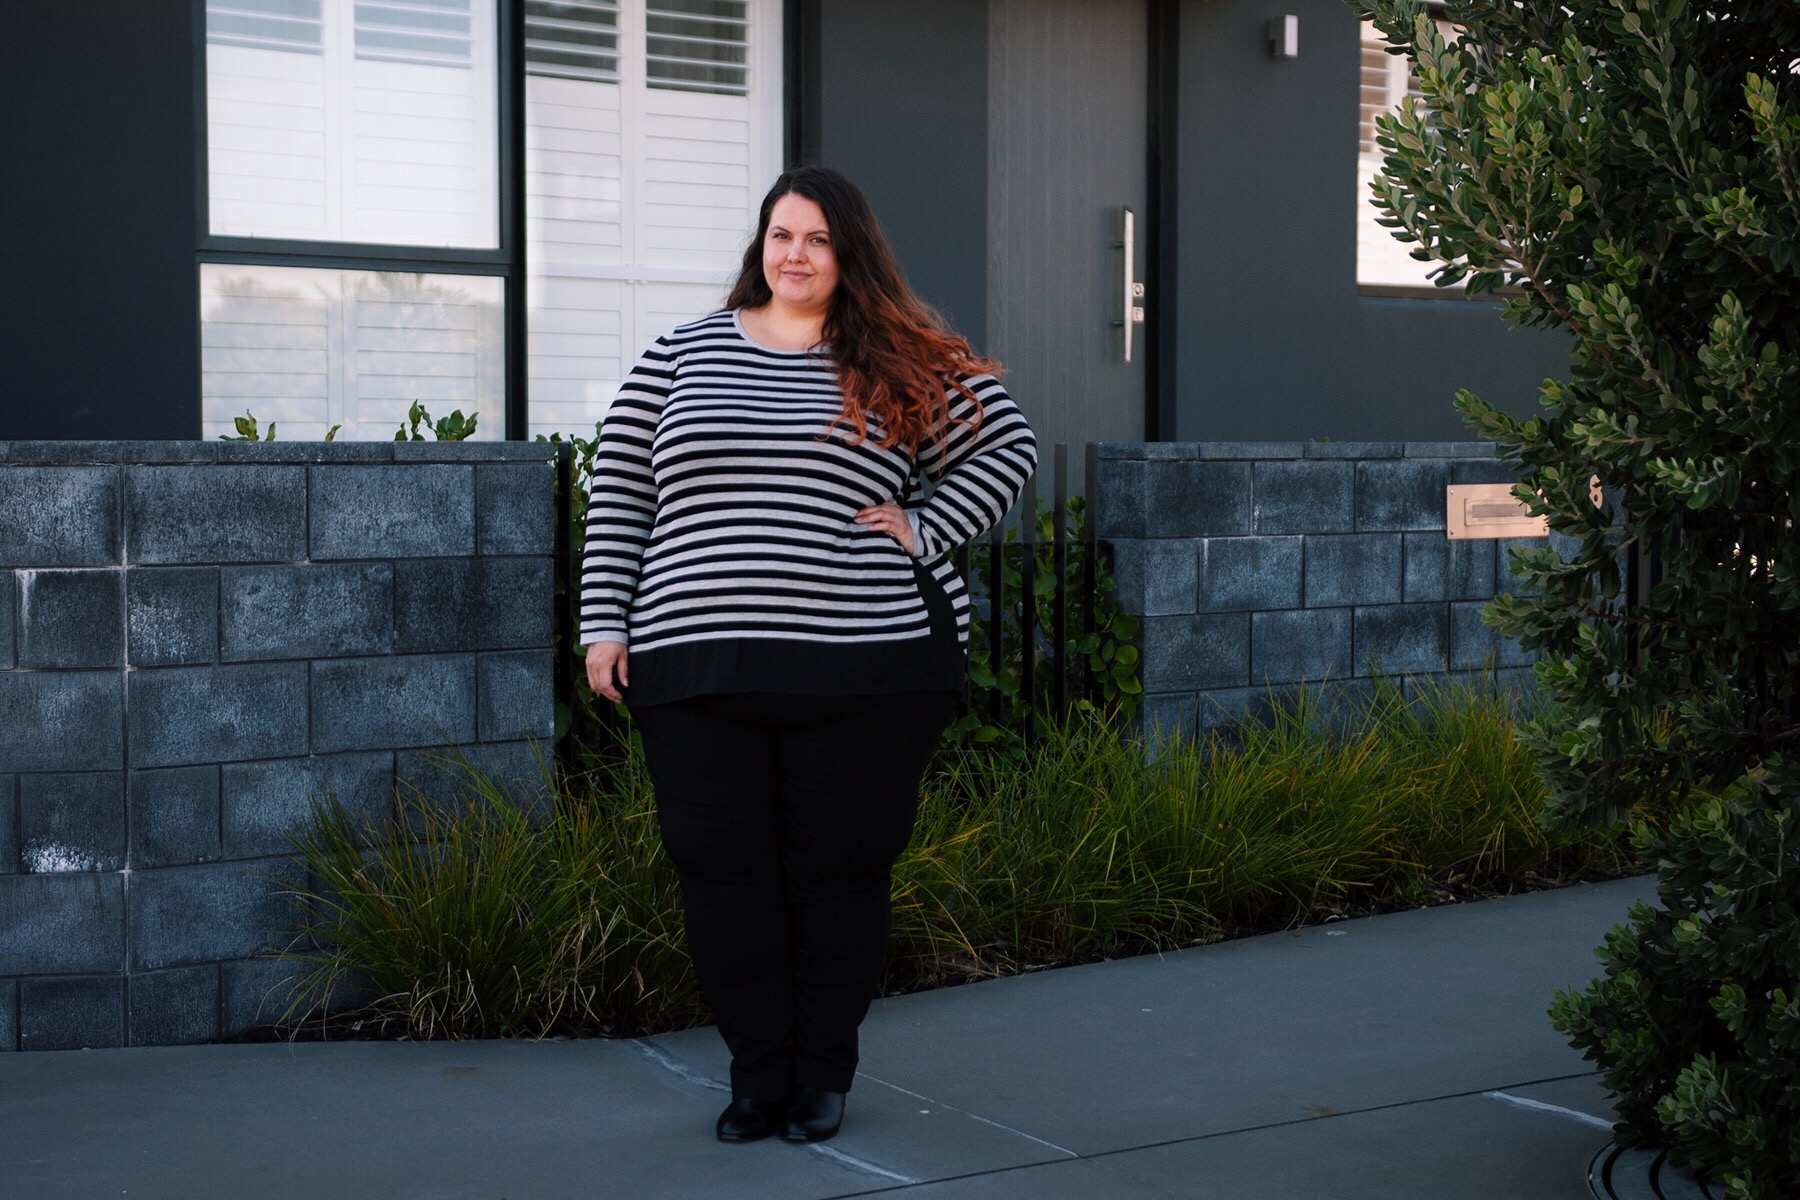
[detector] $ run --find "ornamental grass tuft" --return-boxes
[278,673,1656,1040]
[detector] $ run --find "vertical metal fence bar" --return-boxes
[987,521,1005,729]
[1051,444,1069,715]
[1084,441,1101,706]
[1019,472,1038,746]
[553,443,577,781]
[954,542,972,713]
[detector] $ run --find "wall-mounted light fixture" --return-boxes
[1268,15,1299,58]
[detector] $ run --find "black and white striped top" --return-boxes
[580,309,1038,706]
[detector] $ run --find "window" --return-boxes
[205,0,499,247]
[199,0,781,441]
[1356,17,1457,293]
[200,265,504,440]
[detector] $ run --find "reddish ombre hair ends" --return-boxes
[725,165,998,454]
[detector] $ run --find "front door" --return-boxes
[987,0,1152,479]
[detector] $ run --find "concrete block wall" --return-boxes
[1092,442,1541,742]
[0,441,556,1051]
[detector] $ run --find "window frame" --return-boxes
[193,0,529,436]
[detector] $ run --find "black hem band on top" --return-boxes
[620,633,967,707]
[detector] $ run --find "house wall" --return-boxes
[1092,441,1540,740]
[801,0,991,348]
[0,0,200,439]
[1171,0,1571,442]
[0,441,554,1050]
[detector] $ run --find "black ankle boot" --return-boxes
[780,1086,846,1143]
[715,1096,783,1142]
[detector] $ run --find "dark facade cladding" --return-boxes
[1093,442,1546,741]
[6,0,1566,447]
[0,442,555,1051]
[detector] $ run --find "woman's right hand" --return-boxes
[585,641,630,703]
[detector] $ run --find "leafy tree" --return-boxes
[1351,1,1800,1193]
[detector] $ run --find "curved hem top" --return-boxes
[578,309,1038,707]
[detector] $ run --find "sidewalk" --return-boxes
[0,876,1653,1200]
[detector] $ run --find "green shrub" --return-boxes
[1353,1,1799,1188]
[1550,762,1800,1200]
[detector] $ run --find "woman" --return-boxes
[581,165,1036,1144]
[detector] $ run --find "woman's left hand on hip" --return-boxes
[854,502,915,555]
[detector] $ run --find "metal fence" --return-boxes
[552,442,1104,766]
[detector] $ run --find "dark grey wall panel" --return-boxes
[810,0,989,347]
[1173,0,1569,442]
[987,0,1149,465]
[0,0,199,439]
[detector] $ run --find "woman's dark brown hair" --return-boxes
[725,165,997,453]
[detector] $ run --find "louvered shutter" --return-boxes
[525,0,780,438]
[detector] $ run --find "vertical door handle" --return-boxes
[1115,206,1147,362]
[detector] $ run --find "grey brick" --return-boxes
[1492,666,1539,702]
[1092,443,1146,462]
[477,463,554,556]
[1356,459,1450,532]
[1353,604,1450,676]
[0,775,15,873]
[1138,542,1198,616]
[0,466,120,567]
[478,651,555,743]
[1105,541,1145,614]
[1404,441,1496,458]
[1093,459,1146,539]
[1139,692,1197,745]
[19,772,123,873]
[0,573,12,669]
[311,465,474,559]
[1402,533,1496,602]
[0,979,14,1050]
[1194,687,1277,739]
[1197,537,1303,612]
[222,752,395,859]
[392,441,550,464]
[16,569,124,668]
[128,767,222,869]
[128,963,221,1046]
[220,564,393,662]
[220,955,310,1036]
[396,740,551,823]
[1448,457,1523,486]
[313,654,477,753]
[1304,441,1402,459]
[20,975,123,1050]
[129,859,302,971]
[1190,442,1305,460]
[1450,600,1505,670]
[1139,614,1250,692]
[128,664,310,769]
[215,441,393,464]
[0,442,216,466]
[1252,461,1354,535]
[125,466,307,564]
[127,567,219,666]
[393,558,552,653]
[1304,534,1403,607]
[0,672,122,773]
[0,874,124,974]
[1145,462,1251,537]
[1252,609,1353,684]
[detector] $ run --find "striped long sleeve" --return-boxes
[576,311,1037,705]
[578,338,674,644]
[906,374,1038,560]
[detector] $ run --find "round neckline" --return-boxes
[733,308,828,356]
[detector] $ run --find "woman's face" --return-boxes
[761,193,839,315]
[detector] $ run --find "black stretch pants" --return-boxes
[630,690,955,1100]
